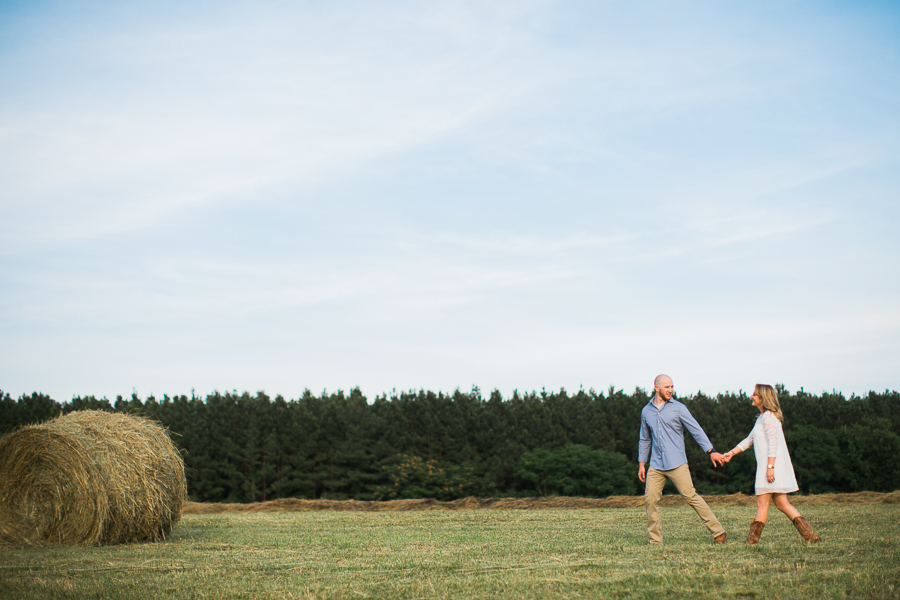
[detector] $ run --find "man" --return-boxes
[638,374,727,544]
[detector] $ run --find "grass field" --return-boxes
[1,504,898,599]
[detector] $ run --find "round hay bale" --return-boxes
[0,410,186,547]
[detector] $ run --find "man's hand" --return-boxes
[709,452,725,467]
[638,463,646,483]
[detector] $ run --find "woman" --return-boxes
[722,384,821,544]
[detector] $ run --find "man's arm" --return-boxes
[679,404,725,467]
[638,409,651,481]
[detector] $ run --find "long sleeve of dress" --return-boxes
[735,412,780,456]
[735,432,753,452]
[760,411,779,457]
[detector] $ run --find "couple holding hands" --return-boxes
[638,374,821,545]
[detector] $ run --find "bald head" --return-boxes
[653,374,673,402]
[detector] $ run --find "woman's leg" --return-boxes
[755,493,771,523]
[772,493,801,521]
[773,493,822,542]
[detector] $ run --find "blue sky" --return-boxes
[1,1,898,402]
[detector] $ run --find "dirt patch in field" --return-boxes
[182,490,900,514]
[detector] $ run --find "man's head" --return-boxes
[654,374,673,401]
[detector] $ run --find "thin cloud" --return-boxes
[1,1,898,401]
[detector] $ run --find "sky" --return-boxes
[1,0,899,402]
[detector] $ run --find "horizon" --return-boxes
[7,382,892,405]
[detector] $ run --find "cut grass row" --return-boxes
[1,505,898,599]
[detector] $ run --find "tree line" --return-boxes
[1,386,898,502]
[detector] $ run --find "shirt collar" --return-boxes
[648,396,671,408]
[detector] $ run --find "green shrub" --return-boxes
[515,444,637,497]
[375,454,485,500]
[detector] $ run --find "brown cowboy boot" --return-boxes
[792,516,821,543]
[747,520,765,545]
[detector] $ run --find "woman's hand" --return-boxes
[722,451,734,463]
[766,469,775,483]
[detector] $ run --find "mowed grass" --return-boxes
[1,504,898,599]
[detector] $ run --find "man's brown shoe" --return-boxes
[714,532,727,544]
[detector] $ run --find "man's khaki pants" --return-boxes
[645,463,724,543]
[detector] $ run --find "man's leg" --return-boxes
[668,463,725,538]
[644,467,667,543]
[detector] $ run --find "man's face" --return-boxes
[655,378,674,400]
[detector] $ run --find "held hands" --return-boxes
[707,449,776,482]
[709,451,726,467]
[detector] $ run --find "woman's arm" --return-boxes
[761,411,779,482]
[761,411,778,458]
[723,432,753,462]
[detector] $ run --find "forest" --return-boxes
[1,386,898,503]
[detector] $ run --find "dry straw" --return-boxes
[182,490,900,514]
[0,410,186,547]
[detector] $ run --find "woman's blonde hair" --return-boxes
[755,383,784,423]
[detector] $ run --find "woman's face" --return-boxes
[751,389,763,409]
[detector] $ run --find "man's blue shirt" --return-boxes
[638,397,713,471]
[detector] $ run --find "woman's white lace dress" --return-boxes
[735,411,799,494]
